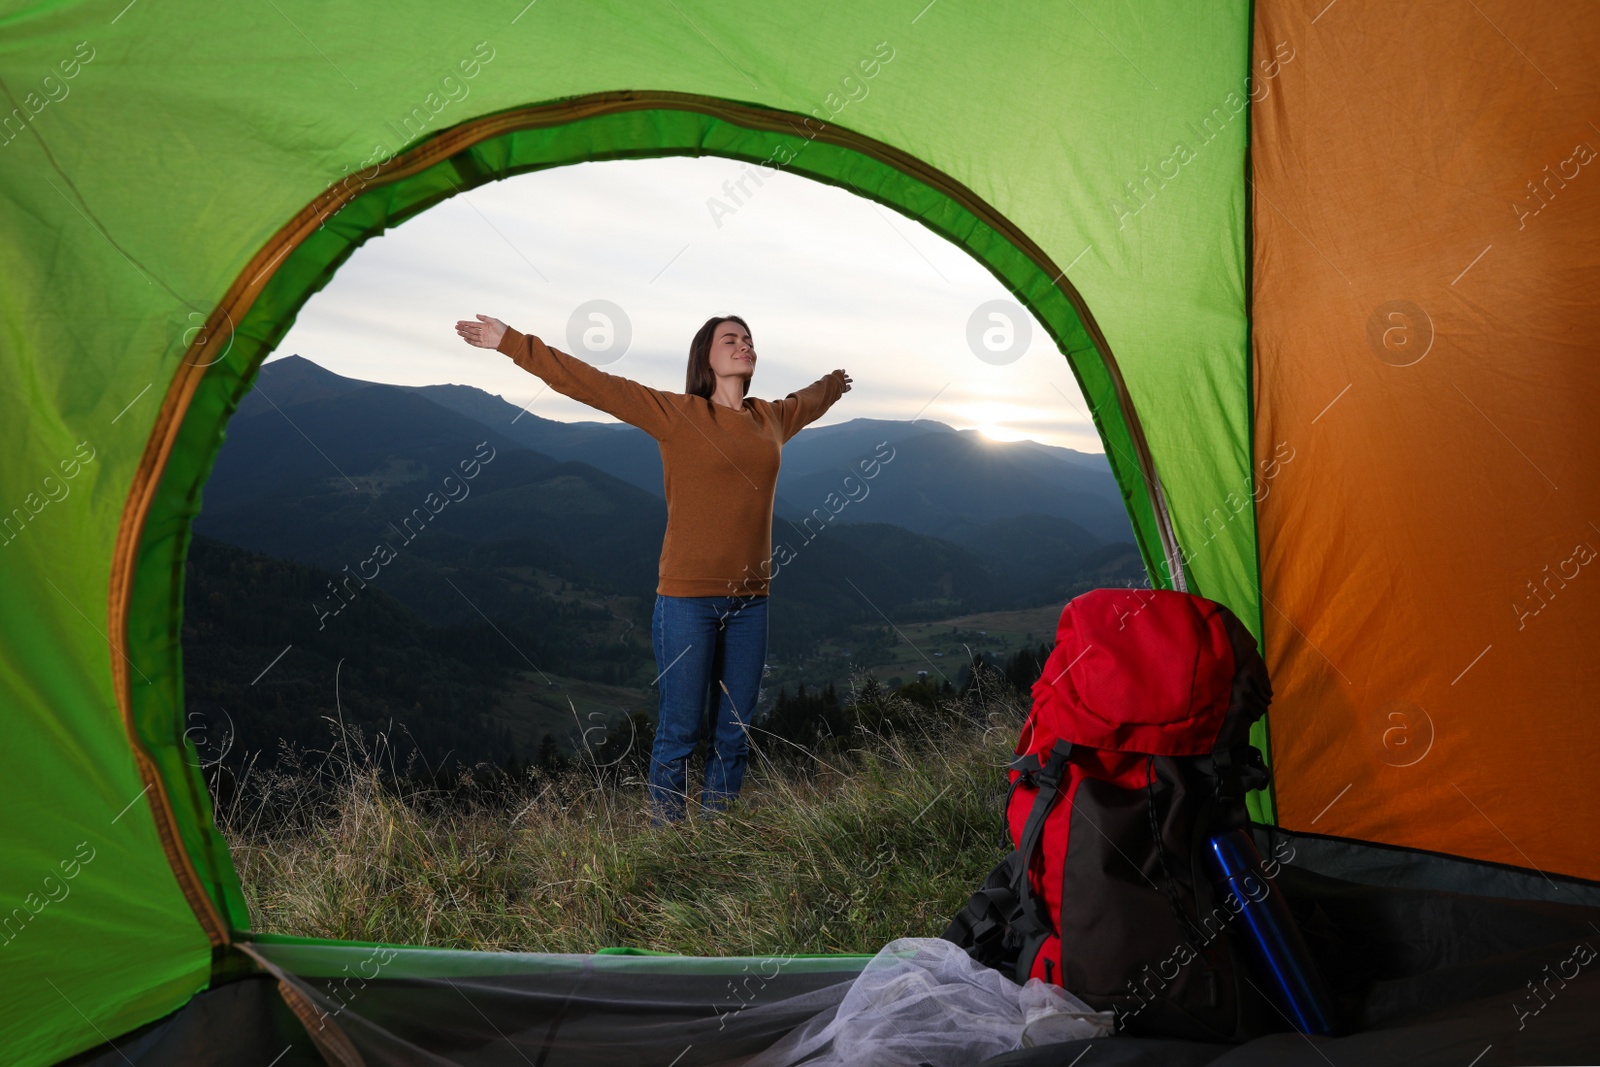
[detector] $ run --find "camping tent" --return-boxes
[2,1,1597,1063]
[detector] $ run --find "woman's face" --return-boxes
[708,320,756,382]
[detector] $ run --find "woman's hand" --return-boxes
[834,369,853,393]
[456,314,508,350]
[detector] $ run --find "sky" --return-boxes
[271,155,1104,452]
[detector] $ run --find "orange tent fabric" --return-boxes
[1252,0,1600,881]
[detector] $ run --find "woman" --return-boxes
[456,312,851,821]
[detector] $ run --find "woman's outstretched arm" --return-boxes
[773,368,853,443]
[456,314,678,440]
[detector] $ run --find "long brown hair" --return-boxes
[685,315,752,399]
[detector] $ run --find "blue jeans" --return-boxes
[648,593,769,821]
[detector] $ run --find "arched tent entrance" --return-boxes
[121,91,1199,949]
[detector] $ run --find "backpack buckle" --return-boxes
[1011,739,1073,789]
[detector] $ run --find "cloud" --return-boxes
[273,156,1103,451]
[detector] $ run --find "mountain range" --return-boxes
[409,378,1133,542]
[185,353,1143,769]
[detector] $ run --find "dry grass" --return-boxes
[223,672,1026,956]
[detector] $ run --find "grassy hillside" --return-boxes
[225,672,1025,955]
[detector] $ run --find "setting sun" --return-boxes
[954,401,1052,445]
[976,423,1029,443]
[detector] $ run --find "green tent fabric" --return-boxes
[3,6,1247,1045]
[15,1,1590,1063]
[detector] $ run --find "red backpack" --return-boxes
[944,588,1276,1041]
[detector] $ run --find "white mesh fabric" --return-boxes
[744,938,1113,1067]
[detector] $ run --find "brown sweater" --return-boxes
[497,327,846,597]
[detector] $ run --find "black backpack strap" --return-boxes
[1010,740,1073,972]
[941,851,1026,967]
[1000,751,1044,849]
[945,740,1073,980]
[1010,752,1044,773]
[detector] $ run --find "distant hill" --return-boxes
[233,355,1139,556]
[194,356,1144,751]
[778,426,1129,541]
[189,355,1147,771]
[210,358,672,600]
[413,380,669,499]
[392,356,1134,540]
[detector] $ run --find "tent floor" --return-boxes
[63,834,1600,1067]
